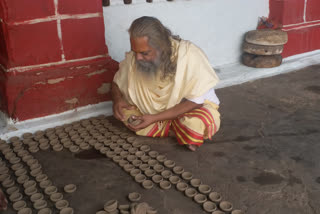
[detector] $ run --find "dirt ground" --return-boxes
[1,64,320,214]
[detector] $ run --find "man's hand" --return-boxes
[128,114,156,131]
[113,98,135,121]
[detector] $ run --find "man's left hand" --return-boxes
[128,114,156,131]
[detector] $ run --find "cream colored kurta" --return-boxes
[113,39,219,115]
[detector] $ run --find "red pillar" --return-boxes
[269,0,320,57]
[0,0,118,121]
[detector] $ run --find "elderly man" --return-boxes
[112,16,221,151]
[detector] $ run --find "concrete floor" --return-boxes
[1,64,320,214]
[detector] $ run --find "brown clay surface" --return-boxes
[1,65,320,214]
[242,53,283,68]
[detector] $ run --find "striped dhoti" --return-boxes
[125,101,220,147]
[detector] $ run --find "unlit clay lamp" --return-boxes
[40,180,52,189]
[38,208,53,214]
[164,160,175,168]
[194,194,207,204]
[147,159,158,167]
[185,188,197,198]
[55,200,69,210]
[7,186,19,195]
[50,192,63,202]
[17,207,32,214]
[130,169,141,177]
[144,169,156,178]
[64,184,77,193]
[30,193,44,202]
[104,200,118,212]
[23,180,36,189]
[169,176,181,184]
[181,171,193,181]
[198,184,212,194]
[231,210,244,214]
[127,115,142,126]
[123,164,135,172]
[13,200,27,211]
[209,192,222,203]
[142,180,154,189]
[128,192,141,202]
[219,201,233,212]
[140,155,150,163]
[135,174,146,183]
[152,175,163,184]
[24,186,37,196]
[33,199,47,210]
[190,178,202,188]
[203,201,217,212]
[161,170,172,179]
[60,207,74,214]
[45,186,58,195]
[176,182,188,192]
[139,164,150,171]
[148,151,158,158]
[159,180,171,190]
[9,192,23,202]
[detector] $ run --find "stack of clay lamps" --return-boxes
[242,29,288,68]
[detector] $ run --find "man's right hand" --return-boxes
[113,98,135,121]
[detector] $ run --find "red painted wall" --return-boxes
[269,0,320,57]
[0,0,118,121]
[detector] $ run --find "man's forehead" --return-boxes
[130,36,152,51]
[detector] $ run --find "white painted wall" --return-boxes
[103,0,269,67]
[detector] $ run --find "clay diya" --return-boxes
[2,178,15,188]
[53,144,64,151]
[119,160,129,167]
[50,192,63,202]
[135,151,145,158]
[15,168,27,177]
[176,182,188,192]
[122,143,132,150]
[112,155,122,163]
[140,155,150,163]
[0,166,9,174]
[208,192,222,203]
[169,176,181,184]
[40,180,52,189]
[114,147,123,155]
[161,170,172,179]
[147,159,158,167]
[45,186,58,195]
[38,208,53,214]
[12,163,24,171]
[198,184,212,194]
[203,201,217,212]
[190,178,202,188]
[9,157,22,164]
[128,192,141,202]
[132,160,142,167]
[30,193,44,202]
[151,175,163,184]
[127,155,137,162]
[142,180,154,189]
[60,207,74,214]
[181,171,193,181]
[24,186,37,196]
[69,145,80,153]
[128,147,138,154]
[132,142,142,148]
[148,151,158,158]
[104,200,118,212]
[135,174,146,183]
[139,164,150,171]
[144,169,156,178]
[219,201,233,212]
[120,151,129,158]
[130,169,141,177]
[17,207,32,214]
[185,188,197,198]
[159,180,171,190]
[156,155,167,163]
[153,164,164,173]
[39,143,50,150]
[30,168,42,177]
[7,186,19,195]
[29,145,39,153]
[100,147,110,154]
[64,184,77,193]
[126,136,136,144]
[55,200,69,210]
[164,160,175,168]
[9,192,23,202]
[194,194,207,204]
[123,164,135,172]
[30,163,42,171]
[13,200,27,211]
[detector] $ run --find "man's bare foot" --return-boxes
[186,144,197,152]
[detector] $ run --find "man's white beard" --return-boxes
[136,54,161,77]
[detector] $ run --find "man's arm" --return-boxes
[129,100,202,131]
[111,82,134,121]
